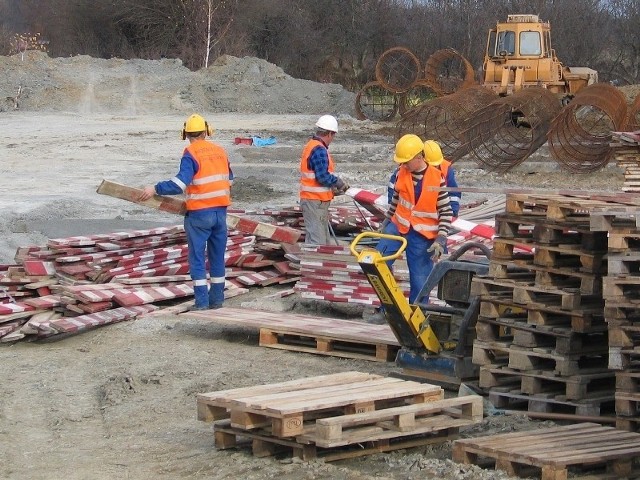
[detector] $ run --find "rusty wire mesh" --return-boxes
[548,83,629,172]
[375,47,422,93]
[354,81,398,121]
[627,92,640,131]
[453,87,562,172]
[424,48,476,97]
[395,86,497,160]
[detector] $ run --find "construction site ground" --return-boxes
[1,53,639,480]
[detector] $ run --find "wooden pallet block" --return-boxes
[479,365,614,401]
[197,371,444,437]
[487,388,614,416]
[603,276,640,303]
[609,345,640,371]
[615,391,640,416]
[453,423,640,480]
[616,371,640,394]
[258,328,398,362]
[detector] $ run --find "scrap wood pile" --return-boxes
[471,191,640,418]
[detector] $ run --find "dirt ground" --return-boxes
[0,53,636,480]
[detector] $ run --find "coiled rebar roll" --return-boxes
[455,87,562,172]
[395,86,497,159]
[548,83,629,173]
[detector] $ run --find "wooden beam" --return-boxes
[97,180,302,243]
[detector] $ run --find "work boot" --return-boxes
[364,309,387,325]
[187,304,210,312]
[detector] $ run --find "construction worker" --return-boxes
[138,114,232,311]
[369,134,452,322]
[387,140,460,217]
[299,115,349,245]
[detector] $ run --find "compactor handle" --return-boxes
[349,232,407,262]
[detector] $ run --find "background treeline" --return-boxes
[1,0,638,89]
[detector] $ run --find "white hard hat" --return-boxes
[315,115,338,133]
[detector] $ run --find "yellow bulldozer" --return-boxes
[483,14,597,103]
[360,14,631,173]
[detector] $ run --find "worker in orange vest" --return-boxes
[139,114,232,311]
[299,115,349,245]
[387,140,460,217]
[373,134,452,316]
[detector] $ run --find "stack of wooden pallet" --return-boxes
[197,371,483,461]
[591,208,640,431]
[611,130,640,192]
[471,193,624,416]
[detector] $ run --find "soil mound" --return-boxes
[0,51,356,116]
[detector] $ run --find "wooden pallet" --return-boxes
[473,340,609,376]
[476,316,608,355]
[480,296,606,333]
[488,259,602,295]
[494,212,606,248]
[479,365,614,401]
[211,395,482,459]
[453,423,640,480]
[213,420,458,461]
[506,193,630,221]
[258,327,399,362]
[472,276,600,311]
[487,388,613,416]
[197,371,444,437]
[493,238,606,272]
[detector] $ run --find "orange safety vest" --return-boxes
[391,166,442,239]
[299,138,335,201]
[184,139,231,211]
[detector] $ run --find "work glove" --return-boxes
[377,218,390,233]
[427,235,447,260]
[333,177,349,194]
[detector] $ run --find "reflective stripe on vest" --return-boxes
[391,166,442,239]
[184,140,231,211]
[299,138,335,201]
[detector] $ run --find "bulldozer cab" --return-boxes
[483,14,565,95]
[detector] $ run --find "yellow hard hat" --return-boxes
[182,114,212,139]
[424,140,444,166]
[394,134,424,164]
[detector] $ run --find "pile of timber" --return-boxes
[197,371,483,461]
[590,207,640,432]
[611,130,640,193]
[471,193,640,417]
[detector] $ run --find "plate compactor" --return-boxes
[350,232,491,387]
